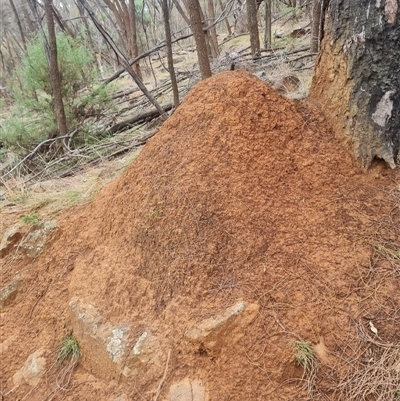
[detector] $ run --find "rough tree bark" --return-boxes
[186,0,212,79]
[310,1,400,168]
[207,0,220,57]
[128,0,142,79]
[161,0,180,107]
[8,0,27,51]
[310,0,322,53]
[43,0,68,139]
[247,0,260,57]
[264,0,272,49]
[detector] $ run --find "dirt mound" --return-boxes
[2,70,400,400]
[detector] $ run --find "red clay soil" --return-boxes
[2,70,400,400]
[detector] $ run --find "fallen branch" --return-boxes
[153,349,171,401]
[1,134,71,179]
[107,104,173,135]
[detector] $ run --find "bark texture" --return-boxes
[162,0,180,107]
[247,0,260,57]
[187,0,212,79]
[44,0,68,139]
[310,0,400,168]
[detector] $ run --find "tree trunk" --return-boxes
[310,0,322,53]
[8,0,27,51]
[161,0,180,107]
[264,0,272,50]
[207,0,220,57]
[44,0,68,139]
[247,0,260,58]
[218,0,232,36]
[186,0,212,79]
[309,0,400,168]
[129,0,142,79]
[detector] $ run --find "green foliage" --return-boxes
[290,340,315,372]
[57,334,81,365]
[0,33,112,150]
[21,212,41,226]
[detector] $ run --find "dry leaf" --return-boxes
[369,321,378,335]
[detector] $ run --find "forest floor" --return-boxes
[2,23,400,401]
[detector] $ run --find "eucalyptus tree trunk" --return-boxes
[207,0,219,57]
[161,0,180,107]
[264,0,272,50]
[310,0,322,52]
[44,0,68,139]
[310,0,400,168]
[247,0,260,57]
[8,0,27,51]
[129,0,142,79]
[187,0,212,79]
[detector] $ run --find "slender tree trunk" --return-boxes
[51,2,76,38]
[161,0,180,107]
[186,0,212,79]
[310,0,322,53]
[310,0,400,168]
[207,0,219,57]
[264,0,272,49]
[218,0,232,36]
[44,0,68,139]
[8,0,27,51]
[247,0,260,58]
[129,0,142,79]
[172,0,192,25]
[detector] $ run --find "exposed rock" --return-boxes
[0,223,25,257]
[69,298,162,380]
[21,220,58,257]
[0,277,22,309]
[169,379,208,401]
[186,301,259,355]
[122,330,161,377]
[13,349,46,387]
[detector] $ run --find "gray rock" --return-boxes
[69,298,162,380]
[186,301,259,354]
[13,349,47,387]
[0,223,24,257]
[169,379,208,401]
[0,278,22,309]
[21,220,58,257]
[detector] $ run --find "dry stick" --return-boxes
[77,0,167,119]
[153,349,171,401]
[108,104,173,134]
[1,135,71,179]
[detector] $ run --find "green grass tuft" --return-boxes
[290,340,315,372]
[57,334,81,365]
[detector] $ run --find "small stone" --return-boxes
[169,379,208,401]
[21,220,58,257]
[186,301,259,353]
[0,223,24,257]
[0,278,22,309]
[13,349,46,387]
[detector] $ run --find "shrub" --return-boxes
[0,33,112,150]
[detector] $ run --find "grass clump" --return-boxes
[57,334,81,365]
[21,212,41,226]
[290,340,315,372]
